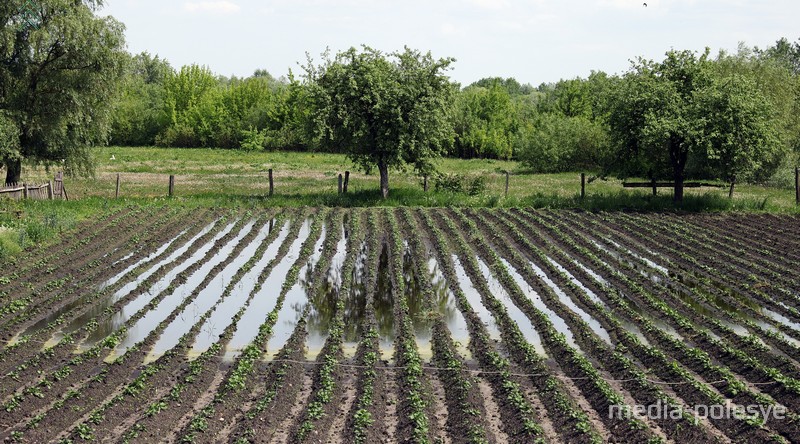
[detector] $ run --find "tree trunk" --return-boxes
[378,159,389,199]
[673,170,684,203]
[5,158,21,185]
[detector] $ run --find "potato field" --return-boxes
[1,207,800,444]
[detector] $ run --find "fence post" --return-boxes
[795,167,799,205]
[47,181,53,200]
[23,183,28,199]
[581,173,586,199]
[505,171,510,198]
[268,169,274,197]
[423,175,428,192]
[728,179,735,199]
[115,174,120,199]
[651,177,657,196]
[344,171,350,193]
[338,174,343,194]
[168,175,175,197]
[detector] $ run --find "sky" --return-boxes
[100,0,800,86]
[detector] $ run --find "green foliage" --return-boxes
[453,83,517,159]
[302,45,456,198]
[0,0,127,183]
[607,49,782,201]
[516,113,609,173]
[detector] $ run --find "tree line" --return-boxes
[107,41,800,192]
[1,1,799,200]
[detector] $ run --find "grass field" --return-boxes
[1,146,799,258]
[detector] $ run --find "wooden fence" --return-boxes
[0,172,67,201]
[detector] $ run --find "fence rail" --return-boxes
[0,172,66,201]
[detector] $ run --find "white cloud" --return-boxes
[470,0,509,10]
[441,22,467,36]
[184,1,241,14]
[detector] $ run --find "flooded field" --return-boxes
[1,207,800,443]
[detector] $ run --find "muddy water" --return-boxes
[762,307,800,336]
[188,221,291,356]
[303,228,347,360]
[100,226,193,291]
[41,220,224,345]
[264,224,328,360]
[106,219,258,358]
[426,256,470,357]
[144,219,277,362]
[339,240,369,358]
[488,258,567,355]
[545,256,604,306]
[223,219,313,359]
[523,259,612,345]
[452,255,501,343]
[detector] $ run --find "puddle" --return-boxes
[572,258,609,287]
[223,219,313,360]
[476,258,551,355]
[619,320,650,346]
[42,220,223,345]
[762,308,800,336]
[674,291,714,317]
[546,256,604,306]
[303,227,346,361]
[374,247,395,360]
[265,223,328,360]
[144,220,278,362]
[718,320,749,336]
[340,240,369,355]
[522,259,612,346]
[427,256,470,357]
[604,238,669,274]
[99,226,194,291]
[452,255,501,343]
[188,221,291,356]
[105,219,257,358]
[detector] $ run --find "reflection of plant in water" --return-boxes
[373,246,395,341]
[404,249,459,335]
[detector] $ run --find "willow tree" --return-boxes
[303,46,456,199]
[0,0,126,184]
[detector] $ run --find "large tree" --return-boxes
[302,46,456,199]
[0,0,126,184]
[607,49,779,202]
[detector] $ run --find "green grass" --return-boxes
[1,146,798,259]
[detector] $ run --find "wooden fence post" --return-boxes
[115,174,120,199]
[581,173,586,199]
[344,171,350,193]
[651,177,657,196]
[23,183,28,199]
[423,175,428,192]
[795,167,799,205]
[268,169,274,197]
[728,179,735,199]
[505,171,510,198]
[338,174,343,194]
[47,181,53,200]
[168,175,175,197]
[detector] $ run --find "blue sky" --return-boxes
[101,0,799,85]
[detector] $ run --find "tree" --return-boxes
[516,113,608,173]
[0,0,127,184]
[695,72,779,185]
[608,49,782,201]
[453,84,517,159]
[303,46,456,199]
[608,50,712,202]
